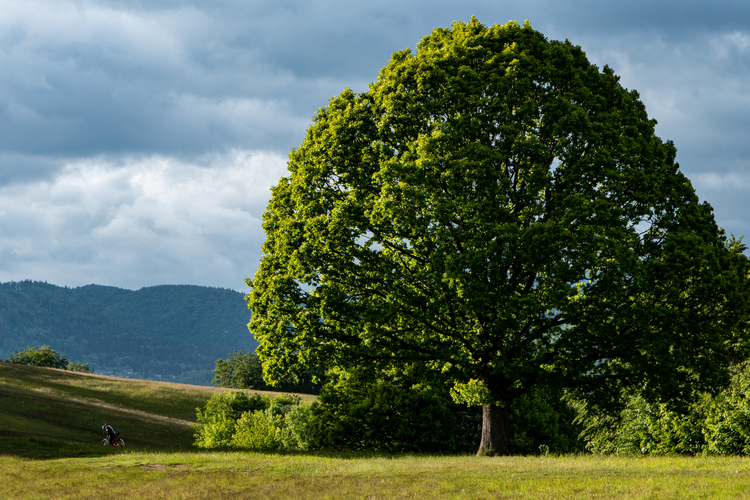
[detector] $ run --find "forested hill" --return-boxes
[0,281,257,385]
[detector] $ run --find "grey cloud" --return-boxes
[4,0,747,161]
[0,154,65,185]
[1,0,750,291]
[0,151,287,291]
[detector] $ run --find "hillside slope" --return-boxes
[0,361,220,458]
[0,362,313,459]
[0,281,258,384]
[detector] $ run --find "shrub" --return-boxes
[8,345,67,368]
[197,391,270,422]
[230,395,306,451]
[67,361,93,373]
[704,365,750,455]
[193,373,583,454]
[301,370,582,454]
[194,391,271,448]
[574,364,750,456]
[194,412,236,448]
[231,410,282,450]
[509,388,585,455]
[305,374,458,453]
[280,404,313,450]
[576,395,705,455]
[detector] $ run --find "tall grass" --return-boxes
[4,452,750,499]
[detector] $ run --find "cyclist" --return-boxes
[102,423,118,445]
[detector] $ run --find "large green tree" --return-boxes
[247,19,750,455]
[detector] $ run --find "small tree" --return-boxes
[212,350,324,394]
[67,361,93,373]
[212,351,267,390]
[8,345,67,369]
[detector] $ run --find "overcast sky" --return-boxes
[1,0,748,291]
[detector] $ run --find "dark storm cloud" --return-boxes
[3,0,746,161]
[0,0,748,290]
[0,1,353,161]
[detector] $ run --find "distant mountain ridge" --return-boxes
[0,281,257,385]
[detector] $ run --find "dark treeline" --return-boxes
[0,280,257,385]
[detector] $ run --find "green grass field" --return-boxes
[0,361,314,458]
[4,362,750,499]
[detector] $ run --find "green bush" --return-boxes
[193,372,583,454]
[229,395,306,451]
[231,410,282,450]
[576,395,705,455]
[201,362,750,456]
[508,388,585,455]
[8,345,67,368]
[574,363,750,456]
[194,412,236,449]
[305,373,458,453]
[280,404,313,450]
[302,370,583,454]
[704,365,750,455]
[193,391,271,448]
[197,391,270,422]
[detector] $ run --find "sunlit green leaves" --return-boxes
[247,18,750,439]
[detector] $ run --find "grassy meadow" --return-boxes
[0,361,313,458]
[4,362,750,499]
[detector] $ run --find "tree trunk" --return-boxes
[476,403,510,456]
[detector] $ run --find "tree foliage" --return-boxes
[8,345,68,369]
[247,19,750,455]
[211,350,323,394]
[212,350,268,390]
[67,361,93,373]
[573,361,750,456]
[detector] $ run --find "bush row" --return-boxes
[199,361,750,455]
[578,362,750,455]
[195,370,584,454]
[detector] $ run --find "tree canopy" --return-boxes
[247,19,750,455]
[8,345,68,369]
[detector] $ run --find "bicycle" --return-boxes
[102,436,125,447]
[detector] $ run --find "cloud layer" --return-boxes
[0,0,749,290]
[0,151,286,290]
